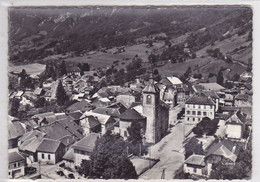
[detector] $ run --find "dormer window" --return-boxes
[147,95,152,104]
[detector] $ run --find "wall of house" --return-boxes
[8,160,25,179]
[119,120,132,139]
[116,95,135,108]
[183,163,203,175]
[226,124,242,139]
[64,160,75,169]
[234,100,250,107]
[74,149,91,166]
[37,152,56,164]
[185,104,215,123]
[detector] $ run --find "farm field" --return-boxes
[8,63,46,76]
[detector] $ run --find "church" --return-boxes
[116,77,170,144]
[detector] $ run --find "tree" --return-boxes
[89,131,137,179]
[153,69,161,82]
[59,60,67,76]
[217,70,224,86]
[33,97,46,108]
[148,53,157,66]
[56,81,69,106]
[192,117,219,137]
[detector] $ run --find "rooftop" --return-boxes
[9,151,25,164]
[71,133,99,152]
[119,108,145,121]
[185,154,205,166]
[37,138,63,153]
[186,93,215,105]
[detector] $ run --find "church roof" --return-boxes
[119,108,144,121]
[143,80,160,93]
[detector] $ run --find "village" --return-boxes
[8,55,252,179]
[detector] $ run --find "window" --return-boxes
[187,104,190,108]
[14,163,16,168]
[187,111,190,115]
[194,167,197,173]
[198,105,200,109]
[146,95,152,104]
[197,111,201,115]
[203,112,207,116]
[192,111,196,115]
[124,131,127,137]
[193,104,195,108]
[193,118,195,122]
[42,153,44,159]
[204,105,206,109]
[17,162,20,167]
[48,154,51,160]
[187,117,189,121]
[210,105,213,109]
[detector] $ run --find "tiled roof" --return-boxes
[206,140,240,162]
[202,90,220,99]
[119,108,144,121]
[71,133,99,152]
[63,148,74,162]
[9,151,25,164]
[82,111,112,125]
[37,138,63,153]
[81,116,101,128]
[69,111,83,120]
[167,76,183,85]
[185,154,205,166]
[197,83,225,91]
[8,117,25,140]
[56,118,84,139]
[19,130,46,143]
[19,137,43,153]
[185,93,215,105]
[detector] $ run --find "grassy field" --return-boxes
[8,63,46,76]
[63,42,165,70]
[157,57,246,79]
[196,31,252,64]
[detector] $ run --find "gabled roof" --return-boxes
[71,133,99,152]
[57,118,84,139]
[81,111,112,125]
[226,110,246,124]
[81,116,101,128]
[63,148,74,162]
[206,140,240,162]
[67,100,92,112]
[19,137,43,153]
[202,90,220,100]
[9,151,25,164]
[185,154,205,166]
[34,87,44,95]
[119,108,144,121]
[69,111,83,120]
[19,130,46,143]
[186,93,215,105]
[166,76,183,85]
[160,78,173,87]
[8,117,25,140]
[37,138,63,153]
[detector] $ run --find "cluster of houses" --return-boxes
[182,76,252,177]
[8,64,252,179]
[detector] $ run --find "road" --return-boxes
[140,122,186,179]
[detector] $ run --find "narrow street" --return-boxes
[140,122,187,179]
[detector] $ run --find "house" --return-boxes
[32,112,56,126]
[18,130,45,165]
[92,102,127,118]
[206,139,240,164]
[116,108,146,140]
[80,111,116,135]
[225,110,246,139]
[185,93,215,123]
[166,76,183,88]
[66,99,93,113]
[8,116,25,149]
[234,94,251,107]
[8,151,26,179]
[70,133,99,166]
[184,154,212,177]
[116,91,136,108]
[240,71,252,81]
[202,90,220,112]
[37,121,82,151]
[79,115,101,135]
[37,138,66,165]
